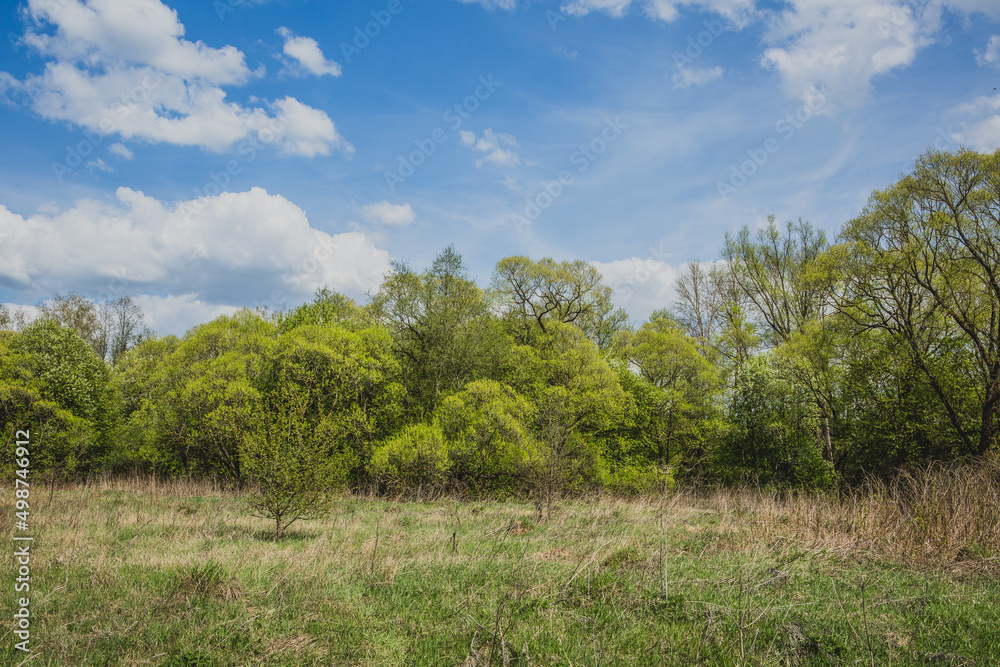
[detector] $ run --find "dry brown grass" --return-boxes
[675,456,1000,569]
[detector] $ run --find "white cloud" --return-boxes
[951,93,1000,151]
[360,201,416,226]
[591,257,678,322]
[672,63,723,88]
[453,0,517,9]
[760,0,940,111]
[0,187,392,319]
[134,294,239,337]
[108,142,133,160]
[460,128,520,168]
[547,0,994,111]
[86,158,113,172]
[2,0,349,157]
[559,0,755,25]
[976,35,1000,68]
[277,27,342,77]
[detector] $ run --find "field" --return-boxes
[3,472,1000,666]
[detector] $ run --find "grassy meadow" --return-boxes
[4,467,1000,666]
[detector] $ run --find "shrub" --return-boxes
[370,423,451,492]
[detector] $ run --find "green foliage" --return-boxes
[370,423,451,492]
[372,246,508,419]
[0,320,114,475]
[435,379,537,493]
[14,148,1000,494]
[606,462,673,496]
[713,355,835,488]
[277,286,369,333]
[491,255,626,348]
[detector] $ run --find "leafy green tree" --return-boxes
[722,217,838,461]
[722,217,832,347]
[434,379,536,494]
[714,355,834,488]
[373,246,508,418]
[1,320,114,475]
[278,286,369,333]
[491,255,627,348]
[613,314,719,474]
[256,324,403,477]
[528,323,627,514]
[370,423,451,492]
[839,148,1000,456]
[135,310,275,479]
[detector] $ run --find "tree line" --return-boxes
[2,148,998,506]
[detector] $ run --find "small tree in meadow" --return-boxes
[241,408,345,539]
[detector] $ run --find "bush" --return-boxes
[435,380,537,494]
[370,423,451,492]
[608,463,674,496]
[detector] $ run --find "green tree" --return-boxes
[278,286,369,333]
[1,320,114,475]
[372,246,506,418]
[528,323,627,515]
[434,379,536,494]
[370,423,451,493]
[840,148,1000,456]
[613,314,719,472]
[491,255,627,348]
[714,355,834,488]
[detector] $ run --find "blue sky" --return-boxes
[1,0,999,335]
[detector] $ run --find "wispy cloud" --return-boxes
[460,129,520,167]
[360,201,416,226]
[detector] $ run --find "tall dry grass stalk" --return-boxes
[687,456,1000,568]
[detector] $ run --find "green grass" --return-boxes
[3,478,1000,665]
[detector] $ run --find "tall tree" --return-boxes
[722,217,832,347]
[491,256,626,347]
[840,148,1000,456]
[372,246,506,418]
[673,260,724,358]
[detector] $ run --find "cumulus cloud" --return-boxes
[591,257,678,322]
[134,294,239,337]
[951,93,1000,151]
[277,27,342,77]
[760,0,940,111]
[672,64,723,88]
[0,187,392,317]
[2,0,349,157]
[360,201,416,226]
[108,142,133,160]
[459,129,520,168]
[976,35,1000,68]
